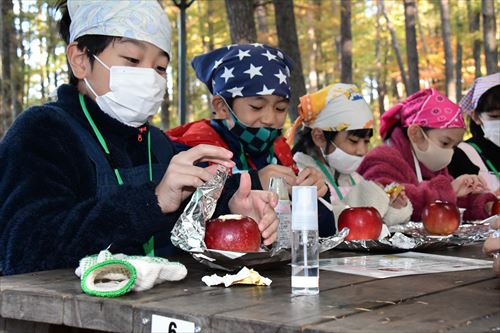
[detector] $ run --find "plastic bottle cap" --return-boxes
[292,186,318,230]
[269,176,290,201]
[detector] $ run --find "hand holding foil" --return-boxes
[170,165,229,252]
[155,145,235,214]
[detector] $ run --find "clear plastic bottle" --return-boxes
[269,176,292,249]
[291,186,319,295]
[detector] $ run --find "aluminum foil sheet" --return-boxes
[192,249,292,271]
[319,227,350,253]
[192,230,348,272]
[170,166,228,252]
[171,167,348,271]
[336,219,495,252]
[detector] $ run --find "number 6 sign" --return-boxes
[151,314,196,333]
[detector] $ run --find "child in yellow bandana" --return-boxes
[290,83,412,227]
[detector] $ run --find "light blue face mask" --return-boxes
[220,97,282,154]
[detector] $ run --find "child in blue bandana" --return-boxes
[168,44,336,237]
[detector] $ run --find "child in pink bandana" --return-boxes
[358,89,497,221]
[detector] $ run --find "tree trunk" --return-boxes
[160,89,170,130]
[45,4,57,100]
[273,0,306,122]
[415,4,434,85]
[455,40,462,102]
[404,0,419,95]
[254,0,270,44]
[24,25,32,107]
[198,0,213,111]
[332,0,341,78]
[13,0,25,117]
[340,0,352,83]
[482,0,498,74]
[314,0,324,87]
[375,0,387,115]
[379,42,389,116]
[197,0,207,52]
[335,36,341,79]
[391,78,400,100]
[207,0,214,51]
[381,0,409,96]
[467,0,481,78]
[415,5,429,56]
[40,67,46,101]
[369,75,374,104]
[0,0,15,137]
[306,2,319,91]
[439,0,456,102]
[225,0,257,44]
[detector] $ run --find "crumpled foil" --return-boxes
[319,227,350,252]
[170,166,228,252]
[336,220,495,252]
[171,167,347,271]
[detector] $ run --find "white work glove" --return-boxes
[75,250,187,297]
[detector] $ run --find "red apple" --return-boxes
[492,199,500,216]
[338,207,383,240]
[204,214,261,252]
[421,201,460,235]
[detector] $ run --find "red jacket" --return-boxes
[358,127,496,221]
[167,119,298,174]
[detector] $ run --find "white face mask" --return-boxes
[323,143,363,175]
[84,55,167,128]
[481,118,500,147]
[411,130,454,172]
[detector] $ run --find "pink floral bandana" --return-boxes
[380,88,465,139]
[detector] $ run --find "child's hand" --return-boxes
[296,167,328,197]
[451,174,487,198]
[389,190,409,209]
[229,172,279,246]
[155,145,235,214]
[258,164,297,192]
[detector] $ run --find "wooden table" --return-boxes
[1,243,499,333]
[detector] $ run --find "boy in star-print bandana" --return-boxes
[167,44,336,237]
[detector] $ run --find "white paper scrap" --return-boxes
[201,267,272,287]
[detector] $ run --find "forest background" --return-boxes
[0,0,498,144]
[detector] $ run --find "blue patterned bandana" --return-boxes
[192,44,293,100]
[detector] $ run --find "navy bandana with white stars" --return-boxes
[192,43,294,100]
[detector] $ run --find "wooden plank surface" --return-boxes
[131,265,375,333]
[0,270,81,325]
[207,269,494,333]
[305,279,500,333]
[0,317,51,333]
[445,310,500,333]
[0,243,496,333]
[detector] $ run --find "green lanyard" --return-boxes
[468,142,500,180]
[313,158,355,201]
[238,143,275,171]
[79,94,155,256]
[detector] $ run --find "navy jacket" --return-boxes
[0,84,234,275]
